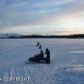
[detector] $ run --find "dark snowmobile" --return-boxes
[25,50,50,64]
[25,42,50,64]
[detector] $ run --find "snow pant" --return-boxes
[45,58,50,64]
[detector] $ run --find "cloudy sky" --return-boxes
[0,0,84,35]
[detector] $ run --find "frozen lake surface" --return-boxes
[0,39,84,84]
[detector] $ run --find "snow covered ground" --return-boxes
[0,39,84,84]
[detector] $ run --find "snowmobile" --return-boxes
[25,57,50,64]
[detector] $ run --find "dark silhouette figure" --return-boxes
[36,42,42,49]
[29,50,44,63]
[45,48,50,64]
[39,45,42,49]
[36,42,40,47]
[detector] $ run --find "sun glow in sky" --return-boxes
[0,0,84,35]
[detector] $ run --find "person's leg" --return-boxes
[45,58,50,64]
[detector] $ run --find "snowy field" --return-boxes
[0,39,84,84]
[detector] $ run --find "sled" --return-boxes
[25,61,37,64]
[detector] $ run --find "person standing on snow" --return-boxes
[45,48,50,64]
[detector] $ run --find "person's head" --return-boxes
[40,50,43,53]
[46,48,48,52]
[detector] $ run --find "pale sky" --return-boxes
[0,0,84,35]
